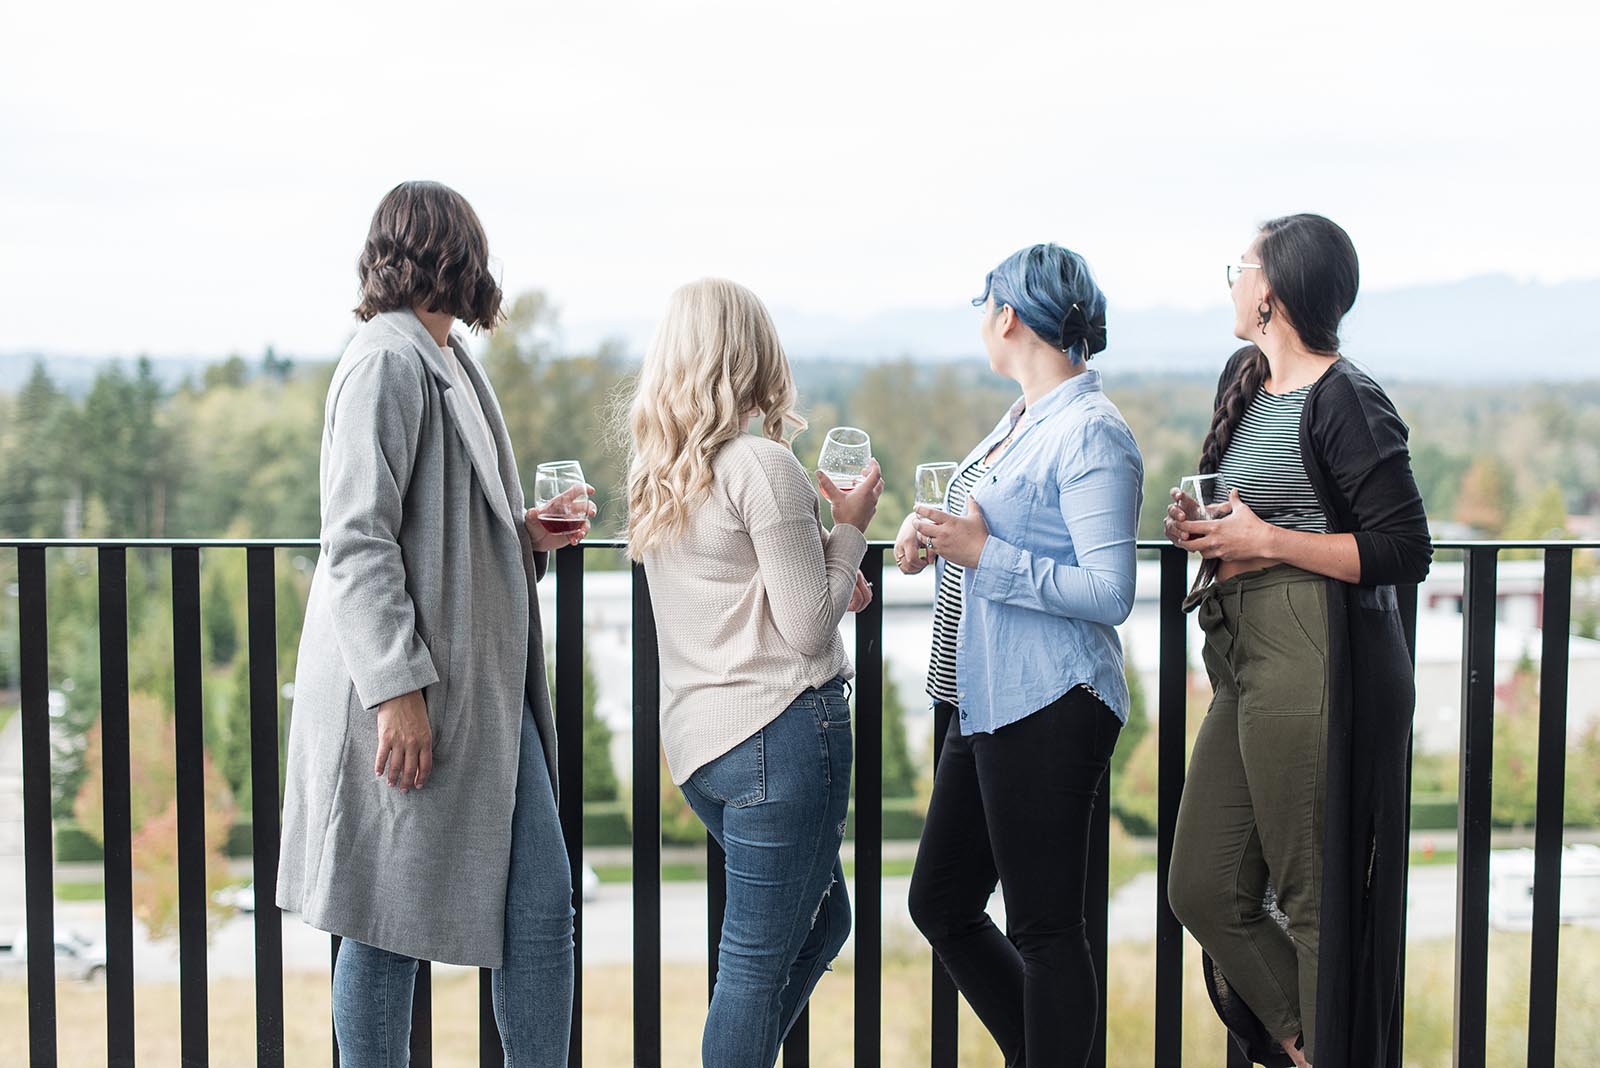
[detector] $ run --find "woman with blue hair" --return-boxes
[902,244,1144,1066]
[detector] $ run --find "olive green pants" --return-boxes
[1168,564,1329,1059]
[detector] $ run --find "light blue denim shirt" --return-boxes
[940,369,1143,733]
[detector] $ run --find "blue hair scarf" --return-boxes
[975,244,1107,363]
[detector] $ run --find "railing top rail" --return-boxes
[0,538,323,549]
[4,537,1599,551]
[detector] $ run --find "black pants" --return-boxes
[908,688,1121,1068]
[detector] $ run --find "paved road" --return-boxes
[17,861,1482,985]
[0,714,25,938]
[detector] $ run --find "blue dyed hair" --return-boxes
[973,244,1107,362]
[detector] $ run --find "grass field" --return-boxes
[3,930,1596,1066]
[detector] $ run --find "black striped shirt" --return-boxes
[926,459,988,703]
[1214,384,1328,533]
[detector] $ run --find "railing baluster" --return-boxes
[171,547,209,1066]
[1088,764,1110,1068]
[632,563,663,1067]
[1154,548,1187,1068]
[478,969,498,1068]
[99,547,136,1068]
[1454,547,1498,1068]
[246,548,285,1067]
[784,1010,810,1067]
[1527,548,1571,1068]
[555,546,585,1068]
[852,549,884,1068]
[330,936,342,1068]
[18,546,57,1068]
[409,961,433,1067]
[1389,581,1421,1068]
[929,699,958,1068]
[707,835,725,1002]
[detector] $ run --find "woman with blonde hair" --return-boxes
[625,278,882,1068]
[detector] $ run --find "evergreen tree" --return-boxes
[580,654,619,802]
[881,667,917,798]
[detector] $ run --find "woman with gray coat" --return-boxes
[277,181,592,1066]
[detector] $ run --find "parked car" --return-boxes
[214,881,256,913]
[12,927,107,982]
[1489,844,1600,929]
[581,861,600,902]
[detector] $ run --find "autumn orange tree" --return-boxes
[73,692,238,939]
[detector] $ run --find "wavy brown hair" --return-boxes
[354,181,504,331]
[1198,214,1359,475]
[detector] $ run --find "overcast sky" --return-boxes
[3,0,1596,358]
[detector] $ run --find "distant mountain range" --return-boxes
[2,275,1594,394]
[759,275,1598,382]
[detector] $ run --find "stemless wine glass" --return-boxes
[818,427,872,490]
[915,462,958,510]
[533,460,589,535]
[1179,473,1220,520]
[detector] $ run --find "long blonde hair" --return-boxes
[625,278,806,560]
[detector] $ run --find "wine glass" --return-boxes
[818,427,872,490]
[1179,473,1220,520]
[533,460,589,535]
[915,462,958,511]
[914,461,957,553]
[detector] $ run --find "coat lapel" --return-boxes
[448,336,527,531]
[375,310,521,532]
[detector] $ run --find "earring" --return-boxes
[1257,302,1273,335]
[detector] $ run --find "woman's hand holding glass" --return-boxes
[527,460,597,551]
[1172,488,1276,561]
[1165,487,1221,550]
[817,458,883,532]
[913,497,990,569]
[894,512,933,574]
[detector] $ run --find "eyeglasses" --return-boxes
[1226,262,1263,287]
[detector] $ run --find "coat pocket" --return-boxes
[423,637,452,753]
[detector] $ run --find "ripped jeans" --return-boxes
[680,676,855,1068]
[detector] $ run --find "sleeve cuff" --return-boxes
[972,536,1021,601]
[352,657,440,713]
[825,522,869,567]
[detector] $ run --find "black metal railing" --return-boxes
[2,537,1594,1067]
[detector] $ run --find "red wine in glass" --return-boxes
[537,515,587,535]
[534,460,590,539]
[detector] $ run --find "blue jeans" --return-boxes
[333,699,575,1066]
[681,677,855,1068]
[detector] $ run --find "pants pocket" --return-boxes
[1237,584,1327,715]
[691,729,767,808]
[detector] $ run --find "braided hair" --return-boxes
[1198,346,1270,476]
[1198,214,1359,476]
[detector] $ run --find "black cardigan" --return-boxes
[1199,347,1432,1068]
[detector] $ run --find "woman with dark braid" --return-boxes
[1163,214,1431,1067]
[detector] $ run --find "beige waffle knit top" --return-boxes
[644,434,867,784]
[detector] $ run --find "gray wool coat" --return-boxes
[276,308,557,968]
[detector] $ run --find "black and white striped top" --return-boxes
[1213,384,1328,534]
[927,458,989,704]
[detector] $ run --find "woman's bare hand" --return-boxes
[375,689,432,792]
